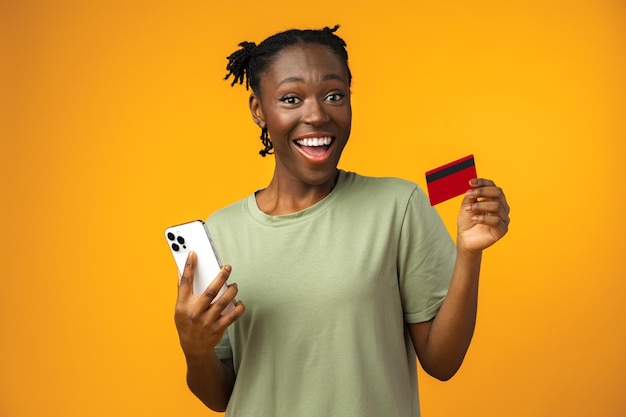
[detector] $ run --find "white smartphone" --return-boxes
[165,220,235,314]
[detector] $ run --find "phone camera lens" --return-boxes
[167,232,175,241]
[171,243,180,252]
[177,236,185,245]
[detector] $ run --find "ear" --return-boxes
[249,93,265,128]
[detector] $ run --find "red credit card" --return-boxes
[425,154,477,205]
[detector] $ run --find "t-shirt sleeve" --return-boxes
[398,185,456,324]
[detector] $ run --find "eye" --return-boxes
[325,92,345,102]
[280,95,301,105]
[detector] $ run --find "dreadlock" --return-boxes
[224,25,352,157]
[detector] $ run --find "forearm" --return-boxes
[185,352,236,412]
[411,177,509,380]
[413,247,482,380]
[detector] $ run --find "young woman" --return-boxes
[174,25,510,417]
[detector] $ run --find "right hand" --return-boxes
[174,251,245,359]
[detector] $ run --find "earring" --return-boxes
[259,126,274,157]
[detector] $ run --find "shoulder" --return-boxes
[341,170,417,189]
[339,170,424,202]
[206,194,250,228]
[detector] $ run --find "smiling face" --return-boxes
[249,43,352,189]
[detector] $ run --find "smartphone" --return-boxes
[165,220,235,314]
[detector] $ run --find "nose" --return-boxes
[302,98,330,126]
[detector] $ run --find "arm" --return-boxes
[184,353,236,412]
[174,252,245,411]
[409,178,510,381]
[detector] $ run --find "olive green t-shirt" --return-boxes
[207,170,456,417]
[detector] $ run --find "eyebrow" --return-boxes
[278,73,345,86]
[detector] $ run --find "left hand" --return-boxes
[457,178,510,253]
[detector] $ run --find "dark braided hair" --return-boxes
[224,25,352,156]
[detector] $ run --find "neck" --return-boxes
[255,169,339,215]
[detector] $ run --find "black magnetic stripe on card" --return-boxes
[426,157,475,183]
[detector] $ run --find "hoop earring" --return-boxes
[259,127,274,157]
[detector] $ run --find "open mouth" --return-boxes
[294,136,335,160]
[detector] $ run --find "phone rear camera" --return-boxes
[177,236,185,245]
[171,243,180,252]
[167,232,175,241]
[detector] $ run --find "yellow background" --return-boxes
[2,0,625,416]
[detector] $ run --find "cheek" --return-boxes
[336,106,352,130]
[266,111,299,136]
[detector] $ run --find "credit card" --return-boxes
[425,154,477,205]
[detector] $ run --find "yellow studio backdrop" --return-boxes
[1,0,624,416]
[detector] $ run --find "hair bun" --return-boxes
[224,41,258,88]
[238,41,257,59]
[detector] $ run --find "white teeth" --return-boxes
[296,137,332,147]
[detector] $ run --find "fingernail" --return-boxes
[222,265,232,273]
[464,204,472,211]
[466,189,475,197]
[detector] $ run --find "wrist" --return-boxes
[456,238,483,266]
[453,241,483,287]
[456,236,482,258]
[183,347,219,367]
